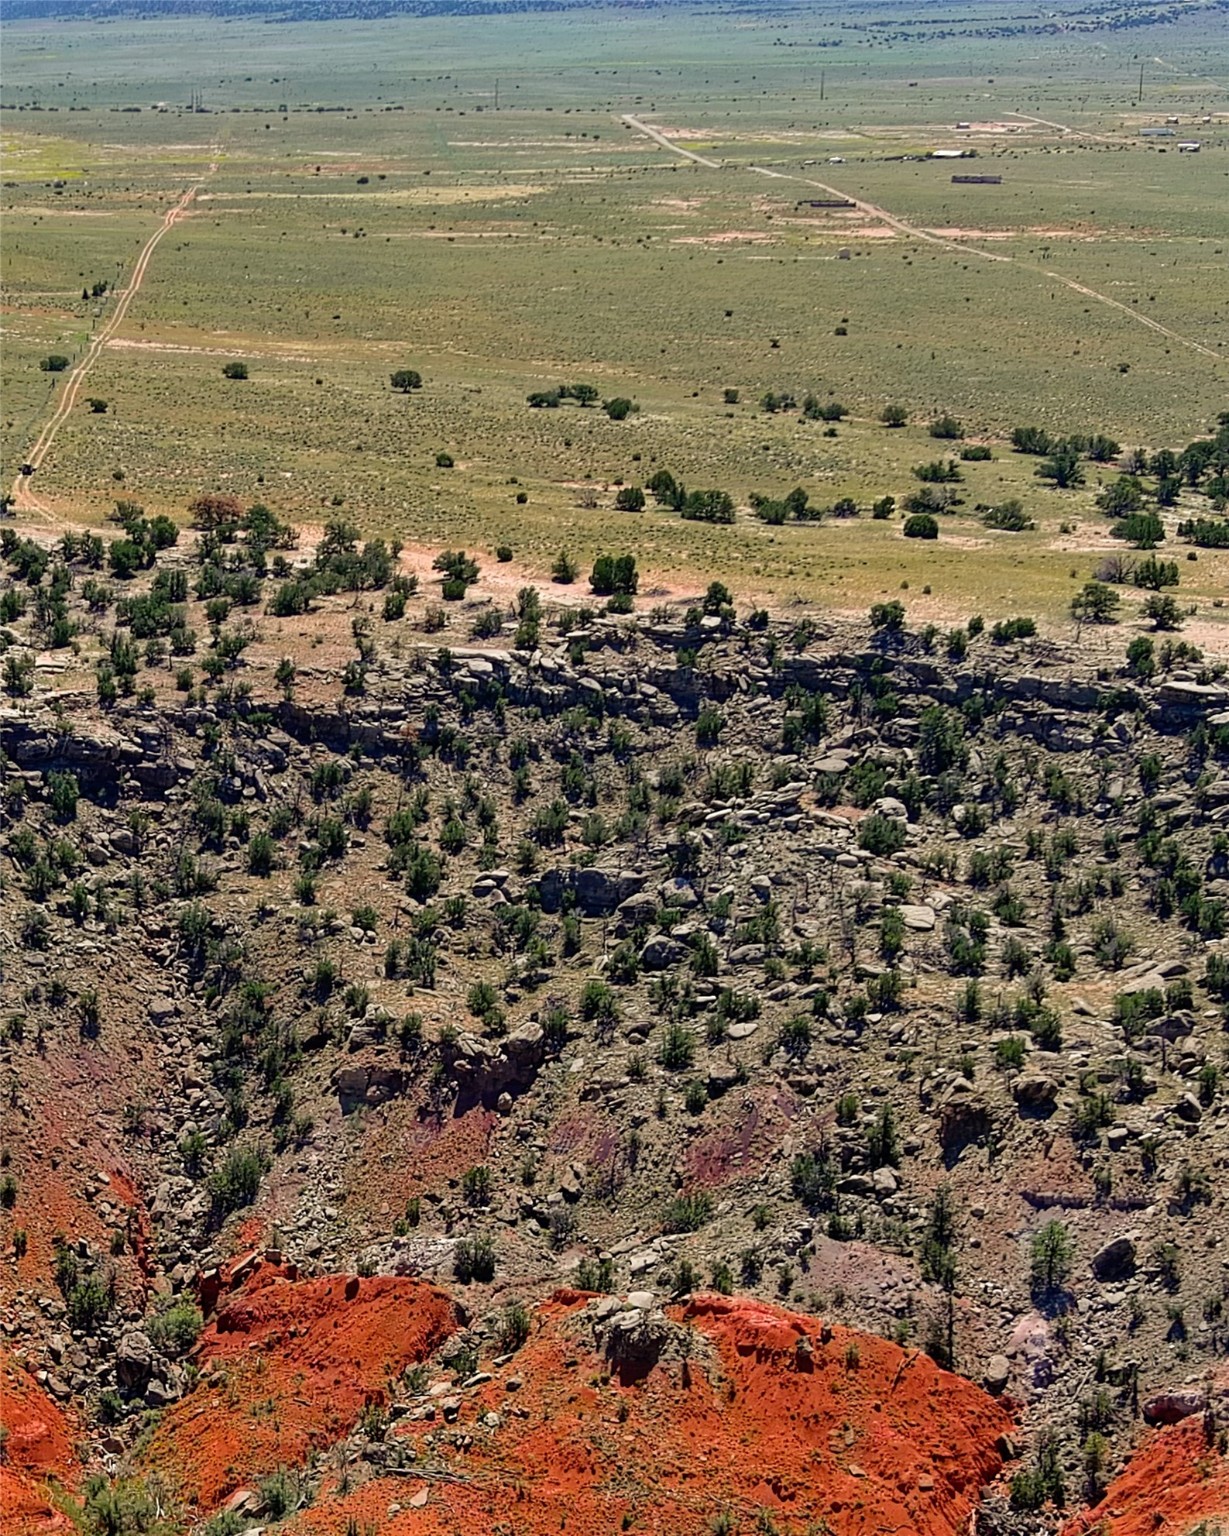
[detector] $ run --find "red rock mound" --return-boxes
[1063,1415,1229,1536]
[0,1348,79,1534]
[295,1291,1014,1536]
[140,1268,458,1511]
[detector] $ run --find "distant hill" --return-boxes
[5,0,1222,32]
[1,0,608,19]
[3,0,606,19]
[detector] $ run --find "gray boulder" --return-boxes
[1091,1234,1137,1282]
[115,1330,154,1394]
[640,935,685,971]
[1012,1074,1059,1110]
[983,1354,1010,1394]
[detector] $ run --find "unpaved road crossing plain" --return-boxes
[2,2,1226,628]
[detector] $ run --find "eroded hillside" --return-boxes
[2,501,1229,1535]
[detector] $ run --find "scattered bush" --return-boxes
[208,1145,267,1218]
[858,814,906,857]
[454,1234,496,1283]
[663,1191,713,1232]
[147,1301,203,1358]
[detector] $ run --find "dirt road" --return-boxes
[1003,111,1117,144]
[9,172,210,516]
[620,115,1222,366]
[621,115,721,168]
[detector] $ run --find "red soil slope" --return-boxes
[296,1291,1015,1536]
[1063,1416,1229,1536]
[4,1021,155,1311]
[140,1266,458,1512]
[0,1348,79,1535]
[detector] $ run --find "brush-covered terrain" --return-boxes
[3,467,1229,1535]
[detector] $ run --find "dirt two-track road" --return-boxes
[620,114,1223,367]
[9,170,213,517]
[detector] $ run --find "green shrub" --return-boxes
[258,1469,306,1520]
[869,600,905,632]
[684,1080,708,1114]
[461,1165,492,1206]
[46,770,80,822]
[790,1148,835,1210]
[1030,1219,1074,1293]
[658,1022,695,1071]
[858,814,906,857]
[663,1191,713,1232]
[454,1234,496,1283]
[208,1145,267,1217]
[695,706,724,746]
[576,1255,615,1292]
[590,553,638,595]
[498,1299,532,1350]
[991,616,1037,644]
[147,1301,203,1358]
[68,1276,111,1333]
[1009,1430,1066,1511]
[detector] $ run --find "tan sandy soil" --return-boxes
[671,230,775,245]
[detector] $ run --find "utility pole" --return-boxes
[820,69,825,103]
[494,77,499,110]
[1137,61,1144,105]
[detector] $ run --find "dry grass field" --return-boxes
[3,0,1227,634]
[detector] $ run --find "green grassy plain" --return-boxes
[2,1,1226,629]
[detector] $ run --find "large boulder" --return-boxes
[938,1080,993,1153]
[334,1063,405,1113]
[1012,1074,1059,1111]
[707,1062,742,1098]
[1143,1388,1205,1426]
[615,891,658,934]
[983,1354,1011,1395]
[539,866,646,916]
[640,935,685,971]
[504,1021,545,1063]
[1091,1234,1137,1283]
[597,1304,674,1382]
[1005,1312,1056,1392]
[115,1330,154,1395]
[438,1025,548,1105]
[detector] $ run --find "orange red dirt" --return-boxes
[0,1347,79,1535]
[5,1034,153,1300]
[1064,1414,1229,1536]
[140,1266,458,1511]
[286,1290,1015,1536]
